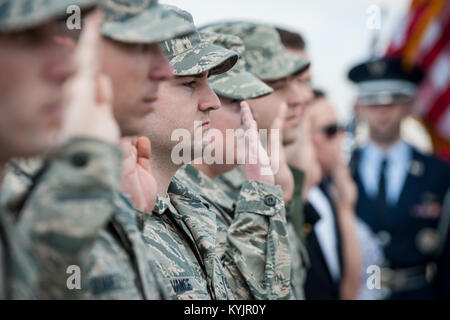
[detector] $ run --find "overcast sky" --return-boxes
[162,0,411,122]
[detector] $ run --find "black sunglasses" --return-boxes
[321,123,345,138]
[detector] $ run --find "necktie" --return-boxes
[377,158,388,220]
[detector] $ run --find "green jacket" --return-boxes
[216,166,309,299]
[139,180,234,299]
[1,138,167,299]
[174,164,292,300]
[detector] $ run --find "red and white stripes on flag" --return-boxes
[386,0,450,160]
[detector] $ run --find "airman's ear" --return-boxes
[354,102,363,119]
[354,102,360,113]
[402,100,413,117]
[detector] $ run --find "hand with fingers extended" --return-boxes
[284,107,322,198]
[331,156,358,213]
[61,11,120,144]
[120,136,158,212]
[239,101,274,185]
[268,103,294,204]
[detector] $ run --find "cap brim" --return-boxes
[251,50,310,81]
[210,71,273,100]
[357,93,414,106]
[170,41,239,76]
[0,0,96,31]
[101,4,195,44]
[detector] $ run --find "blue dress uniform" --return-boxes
[348,57,450,299]
[351,143,450,299]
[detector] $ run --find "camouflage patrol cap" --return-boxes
[201,22,310,82]
[0,0,97,31]
[159,5,238,77]
[200,31,273,100]
[101,0,195,44]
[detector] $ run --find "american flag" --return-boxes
[385,0,450,161]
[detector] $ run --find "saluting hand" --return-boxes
[268,102,294,203]
[331,156,358,213]
[61,11,120,144]
[239,101,275,185]
[120,136,158,212]
[284,107,322,198]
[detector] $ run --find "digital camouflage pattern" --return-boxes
[82,192,168,300]
[0,203,36,299]
[289,167,307,241]
[101,0,195,44]
[139,180,234,300]
[0,0,97,31]
[1,138,167,299]
[201,22,310,81]
[1,138,121,298]
[199,31,273,100]
[159,5,238,77]
[175,164,292,300]
[215,166,309,300]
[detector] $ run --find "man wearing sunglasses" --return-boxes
[302,90,362,300]
[200,21,313,299]
[349,57,450,299]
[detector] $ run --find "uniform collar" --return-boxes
[216,166,246,190]
[363,140,411,166]
[176,165,235,211]
[152,194,178,216]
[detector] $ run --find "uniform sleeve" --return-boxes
[22,137,122,299]
[221,180,292,300]
[288,167,306,240]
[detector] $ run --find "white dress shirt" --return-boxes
[358,140,412,206]
[308,186,341,282]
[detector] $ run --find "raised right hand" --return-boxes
[61,11,120,144]
[239,101,274,185]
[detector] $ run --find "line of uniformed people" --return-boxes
[0,0,448,300]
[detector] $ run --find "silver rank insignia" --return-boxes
[409,160,424,176]
[367,60,387,76]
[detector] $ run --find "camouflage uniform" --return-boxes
[200,31,273,99]
[0,0,194,299]
[159,5,238,77]
[3,139,169,300]
[136,6,262,300]
[140,183,235,299]
[201,22,309,81]
[0,0,96,31]
[0,0,98,300]
[202,22,311,299]
[216,165,309,300]
[175,165,291,300]
[289,167,307,241]
[80,0,196,300]
[170,32,291,299]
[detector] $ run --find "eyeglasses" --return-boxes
[316,123,345,139]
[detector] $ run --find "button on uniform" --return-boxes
[70,152,89,167]
[264,195,276,207]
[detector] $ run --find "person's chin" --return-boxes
[282,132,297,146]
[122,118,148,137]
[23,135,58,157]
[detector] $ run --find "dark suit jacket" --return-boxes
[304,180,343,300]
